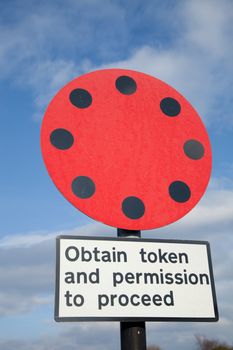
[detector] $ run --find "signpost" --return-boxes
[40,68,218,350]
[55,236,218,322]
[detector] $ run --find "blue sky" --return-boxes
[0,0,233,349]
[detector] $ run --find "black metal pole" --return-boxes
[117,228,147,350]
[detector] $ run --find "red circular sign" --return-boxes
[41,69,211,230]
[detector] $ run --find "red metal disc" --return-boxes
[41,69,212,230]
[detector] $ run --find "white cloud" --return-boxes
[1,0,232,127]
[0,293,52,317]
[0,0,127,120]
[0,323,119,350]
[93,0,232,129]
[173,189,233,229]
[0,222,112,249]
[0,231,56,249]
[27,61,79,121]
[182,0,233,59]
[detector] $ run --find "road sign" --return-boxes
[41,69,212,230]
[55,236,218,322]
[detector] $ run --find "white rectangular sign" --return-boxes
[55,236,218,322]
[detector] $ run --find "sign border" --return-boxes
[55,235,219,322]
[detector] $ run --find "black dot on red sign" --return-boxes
[50,128,74,150]
[72,176,96,199]
[160,97,181,117]
[184,140,205,160]
[115,76,137,95]
[70,88,92,108]
[122,196,145,219]
[169,181,191,203]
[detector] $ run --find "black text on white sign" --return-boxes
[55,236,218,322]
